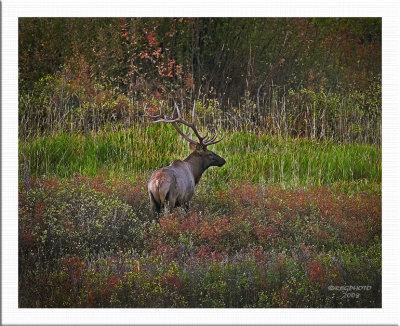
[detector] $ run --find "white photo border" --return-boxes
[2,0,398,324]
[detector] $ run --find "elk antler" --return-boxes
[144,101,223,147]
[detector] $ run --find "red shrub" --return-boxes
[199,219,227,243]
[101,274,122,297]
[42,177,60,192]
[196,247,223,262]
[86,287,95,308]
[162,274,184,293]
[308,187,341,221]
[178,212,200,234]
[280,189,311,213]
[62,256,86,279]
[316,229,330,242]
[197,244,213,260]
[159,214,180,237]
[272,256,286,280]
[330,192,381,245]
[91,174,111,195]
[33,202,45,217]
[216,189,229,201]
[308,259,324,285]
[248,245,268,263]
[276,284,290,307]
[232,182,265,207]
[155,245,179,264]
[117,184,142,206]
[20,229,37,248]
[342,219,368,245]
[266,187,287,217]
[32,203,46,230]
[255,225,280,242]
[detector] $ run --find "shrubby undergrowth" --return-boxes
[19,175,381,307]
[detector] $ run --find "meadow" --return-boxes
[20,123,380,189]
[18,124,381,308]
[18,17,381,308]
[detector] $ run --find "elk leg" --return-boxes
[183,202,190,211]
[166,192,177,212]
[167,198,176,210]
[149,192,161,214]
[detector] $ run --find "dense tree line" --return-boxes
[19,18,381,143]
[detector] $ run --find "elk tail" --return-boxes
[156,179,170,204]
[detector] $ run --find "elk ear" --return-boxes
[189,143,197,151]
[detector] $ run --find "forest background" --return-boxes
[19,18,381,143]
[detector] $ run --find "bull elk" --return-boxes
[144,103,226,216]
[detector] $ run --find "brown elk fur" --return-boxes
[148,144,225,215]
[145,104,225,217]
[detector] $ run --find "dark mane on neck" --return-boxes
[184,151,206,184]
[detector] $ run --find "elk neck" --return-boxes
[184,152,208,185]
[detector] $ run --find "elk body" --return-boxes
[145,104,225,216]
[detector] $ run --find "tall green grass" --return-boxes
[19,123,381,189]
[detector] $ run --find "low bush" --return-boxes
[19,176,381,307]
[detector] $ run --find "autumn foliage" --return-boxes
[19,18,381,143]
[19,176,381,307]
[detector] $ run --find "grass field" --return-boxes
[20,123,381,189]
[18,124,381,308]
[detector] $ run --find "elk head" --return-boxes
[188,142,226,168]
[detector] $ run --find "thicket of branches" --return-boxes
[19,18,381,143]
